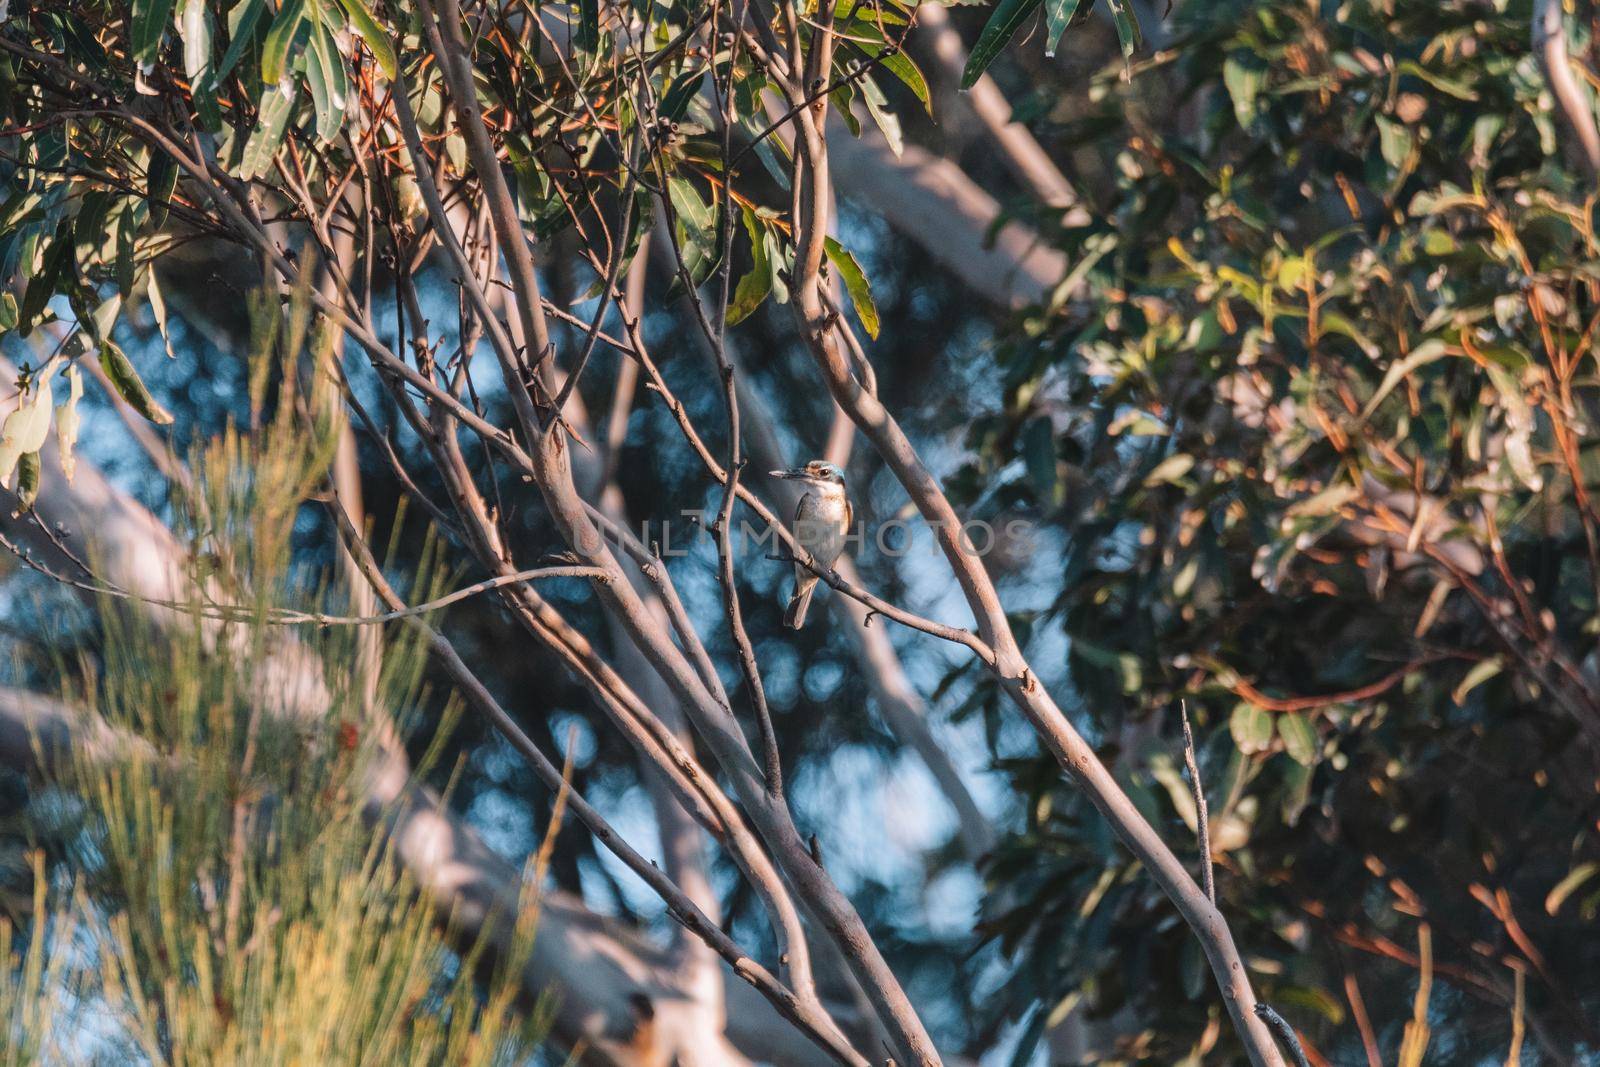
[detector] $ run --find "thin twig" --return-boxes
[1179,700,1214,904]
[0,528,603,627]
[1252,1004,1311,1067]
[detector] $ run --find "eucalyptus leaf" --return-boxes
[333,0,398,79]
[54,365,82,484]
[961,0,1042,89]
[214,0,268,85]
[855,72,903,156]
[146,152,179,230]
[306,21,348,143]
[14,450,39,510]
[0,365,55,484]
[1102,0,1140,62]
[261,0,308,85]
[1224,52,1268,130]
[1546,862,1600,916]
[1277,715,1318,766]
[100,341,174,426]
[1229,703,1274,755]
[240,83,298,180]
[1044,0,1086,56]
[180,0,220,128]
[823,236,879,339]
[132,0,179,63]
[727,207,772,326]
[1451,657,1501,705]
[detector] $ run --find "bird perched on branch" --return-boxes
[771,461,851,629]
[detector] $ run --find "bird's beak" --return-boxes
[769,468,806,480]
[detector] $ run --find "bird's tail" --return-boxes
[784,575,817,629]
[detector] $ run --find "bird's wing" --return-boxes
[844,497,853,531]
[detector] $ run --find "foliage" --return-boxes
[0,0,919,448]
[0,306,548,1063]
[963,0,1600,1061]
[2,0,1599,1061]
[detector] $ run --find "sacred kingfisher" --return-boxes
[770,461,852,629]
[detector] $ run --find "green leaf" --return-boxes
[1072,640,1142,694]
[74,192,115,256]
[833,0,906,22]
[443,133,467,175]
[1546,862,1600,916]
[961,0,1042,89]
[88,293,124,346]
[1485,362,1542,491]
[1376,115,1414,168]
[1396,60,1477,101]
[1286,482,1359,519]
[0,294,17,334]
[100,341,175,425]
[333,0,398,79]
[857,73,902,157]
[1223,52,1268,130]
[0,364,56,484]
[1359,338,1449,420]
[1272,986,1346,1026]
[1451,657,1501,705]
[147,269,177,360]
[1229,702,1273,755]
[116,204,139,296]
[1180,938,1206,1000]
[1408,184,1480,216]
[844,32,929,114]
[573,0,600,57]
[659,70,705,123]
[666,177,719,291]
[877,49,931,114]
[240,82,298,179]
[215,0,268,85]
[81,294,124,348]
[306,21,349,143]
[262,0,308,85]
[1044,0,1087,56]
[727,207,772,326]
[179,0,211,84]
[830,82,861,137]
[763,229,789,303]
[55,365,82,484]
[823,236,879,339]
[145,151,178,230]
[180,0,220,128]
[1277,715,1318,766]
[15,450,40,511]
[1102,0,1140,61]
[1142,451,1194,487]
[1320,311,1379,358]
[133,0,179,63]
[20,223,73,333]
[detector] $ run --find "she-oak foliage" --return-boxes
[0,0,1595,1062]
[0,301,549,1062]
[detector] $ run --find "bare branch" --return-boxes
[326,495,868,1067]
[1252,1004,1312,1067]
[1533,0,1600,179]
